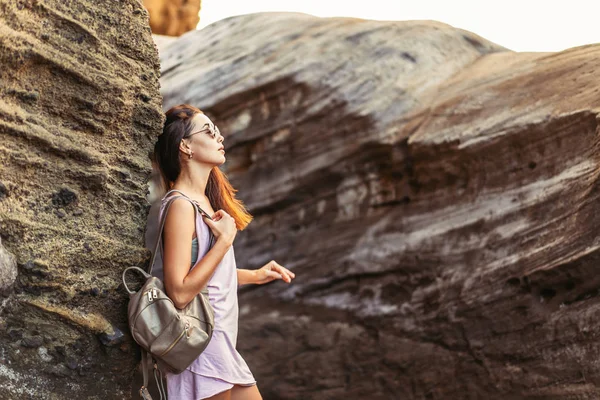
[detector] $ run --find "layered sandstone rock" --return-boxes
[143,0,201,36]
[159,13,600,399]
[0,0,163,398]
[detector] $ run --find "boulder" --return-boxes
[159,12,600,399]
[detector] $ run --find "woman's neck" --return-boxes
[171,165,211,201]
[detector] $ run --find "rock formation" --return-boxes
[0,0,163,398]
[152,34,178,54]
[143,0,201,36]
[158,12,600,399]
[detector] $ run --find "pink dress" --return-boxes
[155,194,257,399]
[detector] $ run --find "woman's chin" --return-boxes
[205,157,226,168]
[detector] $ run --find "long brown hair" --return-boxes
[152,104,253,230]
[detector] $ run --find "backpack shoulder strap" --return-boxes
[148,195,215,275]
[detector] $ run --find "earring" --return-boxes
[189,152,193,159]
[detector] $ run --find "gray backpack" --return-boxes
[122,192,215,399]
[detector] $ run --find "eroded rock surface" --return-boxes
[0,0,162,398]
[159,13,600,399]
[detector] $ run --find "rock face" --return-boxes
[0,0,163,398]
[143,0,201,36]
[152,33,178,54]
[159,13,600,399]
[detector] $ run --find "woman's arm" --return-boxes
[237,269,257,287]
[240,260,296,286]
[162,198,231,309]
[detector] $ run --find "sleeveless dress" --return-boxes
[156,194,257,400]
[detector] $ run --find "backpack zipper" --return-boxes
[158,321,190,357]
[131,298,173,331]
[144,288,159,302]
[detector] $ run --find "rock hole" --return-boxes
[506,277,520,286]
[522,276,531,293]
[51,188,78,208]
[359,288,375,299]
[514,305,528,316]
[564,280,575,291]
[401,52,417,63]
[540,287,556,300]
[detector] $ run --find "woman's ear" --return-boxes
[179,139,190,154]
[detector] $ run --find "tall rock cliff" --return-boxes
[0,0,163,398]
[158,12,600,399]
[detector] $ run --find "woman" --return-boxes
[152,104,295,400]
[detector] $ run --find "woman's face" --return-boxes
[180,113,225,166]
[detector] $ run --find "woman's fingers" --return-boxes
[284,268,295,278]
[203,216,215,229]
[256,269,280,284]
[276,263,295,279]
[266,270,283,280]
[212,209,232,220]
[269,261,295,282]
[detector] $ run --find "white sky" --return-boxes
[196,0,600,52]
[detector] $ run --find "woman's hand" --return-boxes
[254,260,296,285]
[203,210,237,246]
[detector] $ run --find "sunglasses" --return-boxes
[183,122,221,140]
